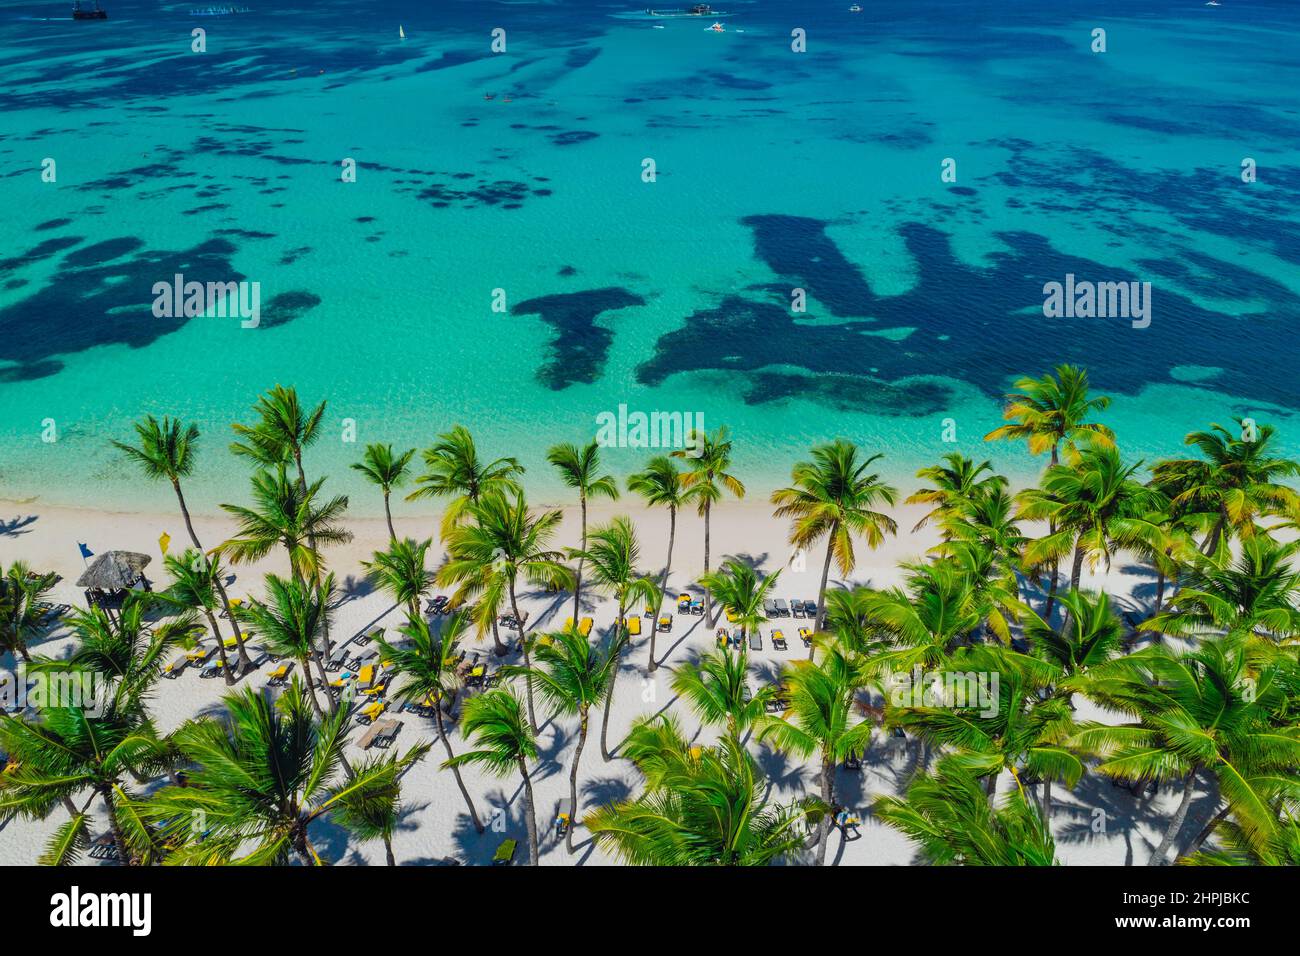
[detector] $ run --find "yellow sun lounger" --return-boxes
[186,645,215,664]
[578,617,593,637]
[357,700,386,724]
[799,627,813,646]
[267,661,293,685]
[622,616,641,637]
[657,615,673,632]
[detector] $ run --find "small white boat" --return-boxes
[709,20,724,31]
[399,24,406,38]
[850,4,862,11]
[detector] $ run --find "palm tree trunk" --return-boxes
[1176,803,1230,863]
[812,525,837,660]
[703,499,713,626]
[509,585,537,732]
[203,609,235,686]
[572,492,587,621]
[1043,444,1061,621]
[648,506,676,672]
[1149,771,1199,865]
[1069,543,1086,591]
[518,757,539,866]
[383,490,396,542]
[599,602,628,762]
[1042,778,1053,826]
[173,479,250,670]
[1058,542,1087,637]
[814,756,834,866]
[490,617,507,657]
[99,785,131,866]
[1201,513,1226,556]
[383,835,396,866]
[311,644,334,712]
[434,706,484,833]
[299,655,326,717]
[567,712,588,854]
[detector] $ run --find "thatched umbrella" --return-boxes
[76,551,152,593]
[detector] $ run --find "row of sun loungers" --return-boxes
[713,626,813,653]
[763,598,818,619]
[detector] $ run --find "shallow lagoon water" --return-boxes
[0,0,1296,515]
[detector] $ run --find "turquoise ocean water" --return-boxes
[1,0,1297,516]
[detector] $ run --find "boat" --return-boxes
[399,24,406,38]
[709,21,724,31]
[647,4,730,18]
[850,4,862,11]
[72,1,108,19]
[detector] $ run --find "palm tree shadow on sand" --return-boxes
[0,514,37,537]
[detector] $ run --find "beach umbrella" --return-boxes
[75,551,152,591]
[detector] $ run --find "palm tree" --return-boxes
[0,690,174,865]
[514,626,618,853]
[934,485,1026,579]
[771,439,897,652]
[0,561,59,663]
[219,465,353,581]
[886,645,1082,821]
[236,573,334,714]
[671,647,773,740]
[985,364,1114,618]
[1142,537,1300,648]
[1181,815,1300,866]
[351,443,416,540]
[863,561,985,673]
[1151,419,1300,557]
[375,610,485,834]
[673,426,745,626]
[821,586,889,656]
[447,689,540,865]
[698,558,780,645]
[1017,445,1165,632]
[407,425,524,538]
[984,364,1115,464]
[40,595,194,700]
[548,440,620,622]
[874,756,1059,865]
[567,517,661,761]
[439,491,573,730]
[230,384,326,491]
[332,748,428,866]
[1022,588,1127,684]
[586,715,814,865]
[627,455,689,671]
[754,646,874,866]
[363,537,435,621]
[906,453,1006,534]
[160,549,249,681]
[112,415,245,647]
[146,680,426,864]
[220,466,352,669]
[1068,642,1300,865]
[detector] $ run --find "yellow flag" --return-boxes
[159,532,171,555]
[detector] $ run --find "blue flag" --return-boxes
[78,542,94,559]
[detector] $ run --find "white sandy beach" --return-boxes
[0,495,1216,866]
